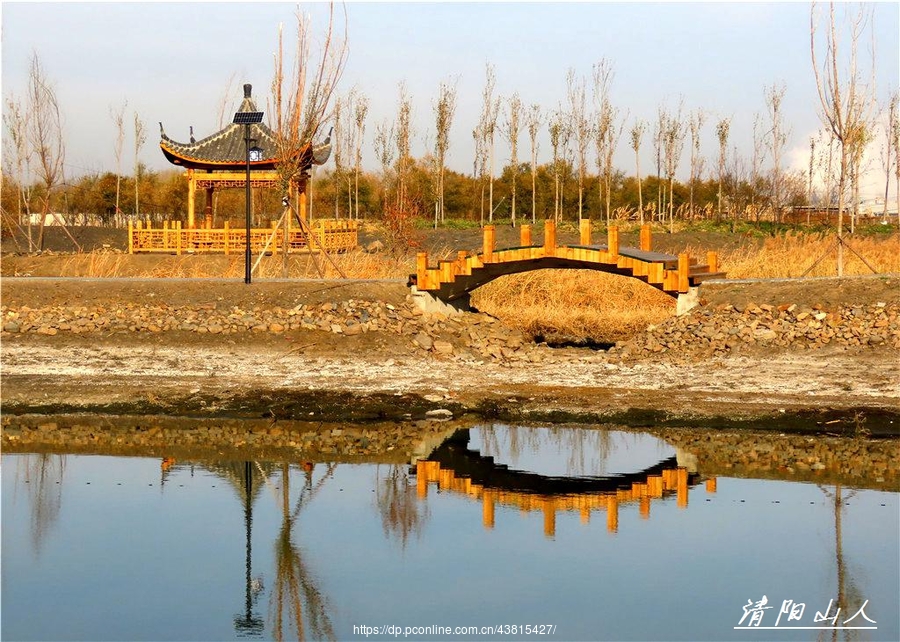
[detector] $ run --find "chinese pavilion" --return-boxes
[158,83,330,229]
[132,83,356,256]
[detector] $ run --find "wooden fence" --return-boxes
[128,219,358,255]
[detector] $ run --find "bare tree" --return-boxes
[133,112,146,220]
[629,119,647,224]
[750,113,767,222]
[525,104,543,225]
[479,64,500,222]
[688,108,705,218]
[592,60,623,223]
[502,92,523,226]
[109,100,127,225]
[662,101,686,232]
[567,68,591,221]
[653,105,667,221]
[848,122,874,232]
[807,135,816,218]
[26,53,66,250]
[816,128,838,210]
[3,96,34,249]
[548,110,566,222]
[394,83,413,213]
[332,94,346,217]
[433,79,457,224]
[215,72,239,129]
[765,82,790,222]
[716,117,731,222]
[270,5,348,200]
[810,1,877,276]
[353,91,368,220]
[373,118,395,215]
[880,92,898,221]
[891,92,900,224]
[473,125,488,225]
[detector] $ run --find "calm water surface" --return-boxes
[2,426,898,642]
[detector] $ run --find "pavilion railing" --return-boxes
[128,219,358,255]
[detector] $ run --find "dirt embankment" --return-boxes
[1,274,898,437]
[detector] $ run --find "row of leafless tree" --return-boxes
[320,3,897,246]
[3,54,151,251]
[3,4,898,263]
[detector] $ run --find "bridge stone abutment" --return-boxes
[676,287,701,315]
[410,286,471,316]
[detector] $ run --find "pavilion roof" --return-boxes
[158,83,331,172]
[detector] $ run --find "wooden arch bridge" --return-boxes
[415,429,709,537]
[410,220,726,305]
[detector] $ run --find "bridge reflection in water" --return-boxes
[415,428,708,537]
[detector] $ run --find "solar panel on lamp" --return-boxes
[233,112,264,125]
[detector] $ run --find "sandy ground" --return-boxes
[2,331,898,434]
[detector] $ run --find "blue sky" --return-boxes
[2,2,898,197]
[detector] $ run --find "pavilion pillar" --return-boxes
[299,185,308,223]
[187,169,196,229]
[204,186,214,227]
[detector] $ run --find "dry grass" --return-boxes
[471,270,675,342]
[50,250,415,280]
[707,232,899,279]
[26,231,900,343]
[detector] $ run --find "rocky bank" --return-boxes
[1,276,898,436]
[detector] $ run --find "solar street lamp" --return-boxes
[233,111,264,284]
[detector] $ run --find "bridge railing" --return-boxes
[414,220,722,296]
[416,459,696,536]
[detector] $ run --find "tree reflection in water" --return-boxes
[478,424,614,477]
[13,454,66,556]
[157,458,337,641]
[818,483,866,642]
[269,462,337,642]
[375,464,430,549]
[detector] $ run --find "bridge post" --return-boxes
[543,499,556,538]
[640,223,652,251]
[520,224,531,246]
[483,225,495,263]
[417,252,429,289]
[483,491,495,529]
[677,467,689,509]
[579,219,591,245]
[677,253,690,292]
[640,495,650,519]
[607,225,619,259]
[457,250,468,275]
[543,219,557,256]
[606,495,619,533]
[128,221,134,254]
[707,251,718,273]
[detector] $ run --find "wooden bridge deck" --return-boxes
[410,220,725,301]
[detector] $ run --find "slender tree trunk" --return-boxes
[837,150,847,276]
[488,144,495,222]
[554,174,559,222]
[636,153,643,225]
[531,162,537,225]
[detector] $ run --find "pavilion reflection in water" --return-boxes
[415,429,710,537]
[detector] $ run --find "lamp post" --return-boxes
[233,110,264,284]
